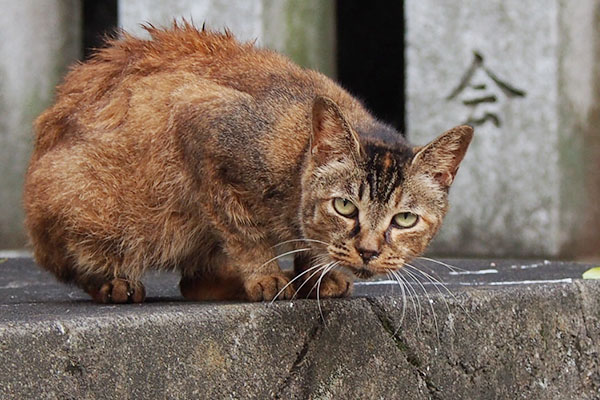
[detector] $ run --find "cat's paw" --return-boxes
[90,278,146,303]
[298,270,353,299]
[244,274,294,301]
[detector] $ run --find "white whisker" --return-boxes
[292,262,332,300]
[311,253,331,266]
[308,262,336,297]
[258,248,311,270]
[269,262,328,304]
[316,262,339,324]
[388,271,407,334]
[405,262,475,326]
[402,267,440,340]
[416,256,465,273]
[405,263,452,316]
[393,269,422,330]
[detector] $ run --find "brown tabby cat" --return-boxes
[23,23,473,303]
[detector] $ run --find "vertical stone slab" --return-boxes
[118,0,335,76]
[261,0,335,77]
[0,0,81,249]
[406,1,600,257]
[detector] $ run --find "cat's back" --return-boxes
[31,23,336,157]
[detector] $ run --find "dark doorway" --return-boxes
[82,0,118,59]
[336,1,405,134]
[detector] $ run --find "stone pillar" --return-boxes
[406,1,600,257]
[0,0,81,249]
[118,0,336,77]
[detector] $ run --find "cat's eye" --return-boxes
[393,212,419,228]
[333,198,357,217]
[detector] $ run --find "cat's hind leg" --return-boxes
[25,211,147,304]
[85,277,146,304]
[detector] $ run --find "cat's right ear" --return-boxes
[310,96,362,165]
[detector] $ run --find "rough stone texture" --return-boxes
[406,0,600,257]
[1,258,599,399]
[0,0,81,249]
[118,0,336,77]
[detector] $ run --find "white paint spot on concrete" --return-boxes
[449,269,498,275]
[357,278,574,287]
[486,278,572,286]
[0,281,28,289]
[510,260,552,270]
[0,250,31,258]
[355,280,398,286]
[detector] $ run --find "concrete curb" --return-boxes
[1,259,599,399]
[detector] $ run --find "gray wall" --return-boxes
[118,0,336,77]
[0,0,81,249]
[406,0,600,257]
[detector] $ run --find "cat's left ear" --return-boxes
[411,125,474,189]
[310,96,363,165]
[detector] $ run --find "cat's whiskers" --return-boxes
[311,253,332,267]
[292,261,334,300]
[408,259,476,326]
[310,261,339,298]
[405,262,453,311]
[415,256,465,273]
[269,261,330,304]
[258,247,312,270]
[391,269,422,330]
[387,271,407,333]
[400,266,441,340]
[315,261,340,324]
[404,264,453,334]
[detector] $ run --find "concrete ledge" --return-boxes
[1,258,599,398]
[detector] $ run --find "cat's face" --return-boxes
[300,97,473,277]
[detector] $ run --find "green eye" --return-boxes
[393,212,419,228]
[333,198,357,217]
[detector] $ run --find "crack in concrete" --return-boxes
[573,282,600,393]
[274,323,321,400]
[55,321,90,395]
[366,298,442,400]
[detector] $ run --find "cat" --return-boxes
[23,23,473,304]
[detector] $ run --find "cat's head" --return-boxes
[300,96,473,278]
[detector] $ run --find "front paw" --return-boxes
[296,269,353,299]
[244,273,295,301]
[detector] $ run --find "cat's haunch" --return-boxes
[23,23,473,303]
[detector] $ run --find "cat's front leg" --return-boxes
[292,253,353,299]
[227,240,296,302]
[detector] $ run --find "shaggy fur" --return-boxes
[23,23,473,303]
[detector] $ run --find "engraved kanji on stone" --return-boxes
[447,51,526,127]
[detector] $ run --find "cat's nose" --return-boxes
[357,248,380,264]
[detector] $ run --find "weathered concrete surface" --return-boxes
[1,258,599,399]
[0,0,81,249]
[118,0,336,77]
[406,0,600,258]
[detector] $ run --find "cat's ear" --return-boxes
[310,96,362,164]
[411,125,473,189]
